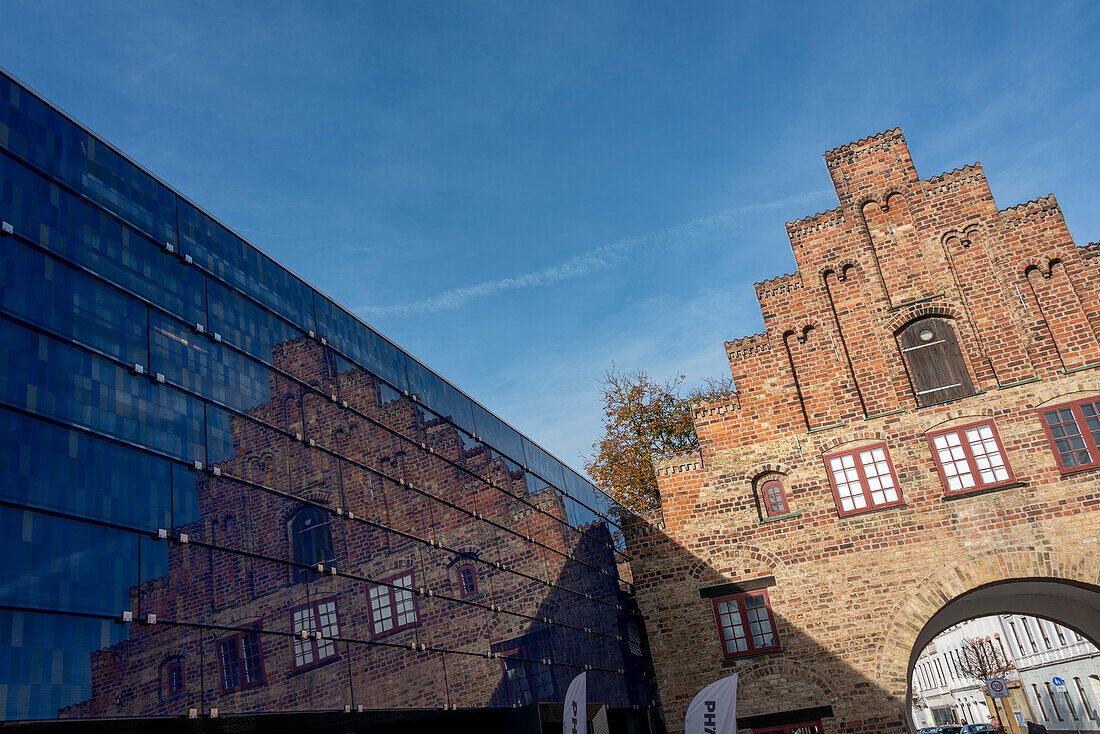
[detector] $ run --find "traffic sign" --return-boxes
[986,677,1009,698]
[1053,676,1066,690]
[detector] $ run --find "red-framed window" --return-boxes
[712,590,780,658]
[456,564,478,597]
[927,419,1015,494]
[159,656,184,699]
[761,480,789,516]
[291,598,340,668]
[753,721,824,734]
[823,443,903,516]
[1038,397,1100,473]
[217,630,264,691]
[497,635,555,706]
[367,571,418,637]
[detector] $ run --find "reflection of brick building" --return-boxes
[627,129,1100,733]
[63,338,632,718]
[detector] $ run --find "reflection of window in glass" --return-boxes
[927,420,1014,494]
[292,599,339,668]
[898,318,974,406]
[291,506,335,583]
[751,720,823,734]
[1023,619,1039,652]
[160,657,184,699]
[218,630,264,691]
[368,572,418,637]
[1040,398,1100,473]
[712,590,780,659]
[1073,678,1096,720]
[1038,621,1052,649]
[456,564,478,598]
[498,635,555,706]
[824,444,902,516]
[1009,620,1024,655]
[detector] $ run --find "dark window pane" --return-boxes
[1044,407,1092,468]
[314,294,407,392]
[405,359,475,435]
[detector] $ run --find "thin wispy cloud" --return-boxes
[355,189,831,318]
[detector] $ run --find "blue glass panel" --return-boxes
[177,198,314,330]
[405,359,475,435]
[0,319,205,463]
[0,155,204,324]
[470,402,524,465]
[0,76,177,244]
[150,312,274,415]
[207,279,310,371]
[0,506,138,616]
[171,462,200,534]
[0,610,129,721]
[314,294,407,391]
[0,407,171,532]
[521,437,566,490]
[0,238,147,366]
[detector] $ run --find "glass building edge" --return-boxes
[0,65,655,723]
[0,63,628,528]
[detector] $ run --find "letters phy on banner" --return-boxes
[685,673,739,734]
[563,671,587,734]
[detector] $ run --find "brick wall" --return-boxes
[626,129,1100,733]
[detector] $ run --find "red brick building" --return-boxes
[626,129,1100,734]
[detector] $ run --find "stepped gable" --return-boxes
[823,127,905,164]
[999,194,1061,225]
[924,163,984,190]
[753,271,803,299]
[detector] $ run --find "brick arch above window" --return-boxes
[885,303,964,335]
[685,543,783,585]
[740,462,795,483]
[815,430,887,456]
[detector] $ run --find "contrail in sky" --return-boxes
[355,189,831,318]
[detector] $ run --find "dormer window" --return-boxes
[898,318,974,406]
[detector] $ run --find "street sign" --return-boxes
[986,677,1010,698]
[1052,676,1066,690]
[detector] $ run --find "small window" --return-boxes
[290,506,335,583]
[898,318,974,406]
[291,599,340,668]
[761,480,789,517]
[1039,397,1100,473]
[927,420,1015,494]
[712,590,780,659]
[160,657,184,699]
[367,572,418,638]
[218,630,264,691]
[823,443,903,516]
[456,564,478,598]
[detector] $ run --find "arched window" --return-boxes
[762,480,789,516]
[159,656,184,699]
[291,506,334,583]
[898,318,974,406]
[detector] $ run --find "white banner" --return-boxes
[685,673,739,734]
[564,671,587,734]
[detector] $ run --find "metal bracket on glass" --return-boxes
[308,330,316,338]
[145,614,157,625]
[193,323,205,334]
[343,705,352,713]
[336,507,343,516]
[157,528,168,540]
[299,630,309,640]
[347,511,356,519]
[295,432,304,442]
[178,533,189,544]
[312,631,322,640]
[193,460,204,471]
[320,336,328,346]
[212,332,222,342]
[328,566,336,575]
[209,708,218,718]
[315,563,325,573]
[132,363,146,375]
[164,242,176,253]
[341,400,348,408]
[356,705,364,713]
[120,610,133,622]
[1,221,13,235]
[330,394,338,403]
[188,709,198,719]
[212,466,221,476]
[308,438,316,447]
[155,373,165,383]
[183,254,193,265]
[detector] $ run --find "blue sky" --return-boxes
[5,1,1099,473]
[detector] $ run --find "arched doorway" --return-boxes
[904,579,1100,733]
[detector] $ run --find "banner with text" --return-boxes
[685,673,739,734]
[564,671,587,734]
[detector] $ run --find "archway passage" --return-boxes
[905,579,1100,734]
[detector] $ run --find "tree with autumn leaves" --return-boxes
[584,367,733,514]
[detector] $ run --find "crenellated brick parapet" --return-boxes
[633,127,1100,734]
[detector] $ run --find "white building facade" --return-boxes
[911,615,1100,734]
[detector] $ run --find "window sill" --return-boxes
[1057,463,1100,478]
[836,502,906,520]
[288,655,341,678]
[370,623,419,641]
[807,421,845,435]
[942,482,1027,501]
[758,510,801,524]
[720,648,782,666]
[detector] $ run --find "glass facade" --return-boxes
[0,69,653,725]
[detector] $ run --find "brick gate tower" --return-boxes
[625,129,1100,734]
